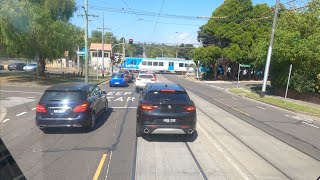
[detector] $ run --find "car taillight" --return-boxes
[137,78,141,81]
[183,106,195,112]
[73,102,89,113]
[140,104,157,111]
[151,78,156,81]
[36,104,47,113]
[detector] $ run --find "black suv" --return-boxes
[136,83,197,137]
[36,83,108,132]
[8,63,26,71]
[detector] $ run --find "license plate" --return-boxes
[54,109,66,113]
[115,82,120,84]
[163,119,176,123]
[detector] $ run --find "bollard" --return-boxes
[46,72,50,80]
[73,71,75,77]
[62,72,65,78]
[67,72,70,79]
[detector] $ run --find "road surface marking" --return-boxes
[105,151,113,180]
[16,112,27,116]
[302,122,319,129]
[232,97,237,100]
[32,108,36,110]
[198,125,250,180]
[93,153,107,180]
[0,90,43,94]
[213,98,250,117]
[27,97,36,98]
[2,119,10,123]
[209,85,225,90]
[257,106,266,110]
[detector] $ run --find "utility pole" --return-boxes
[101,12,104,77]
[79,0,98,83]
[261,0,280,96]
[121,38,125,67]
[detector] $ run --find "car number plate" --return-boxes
[54,109,65,113]
[115,82,120,84]
[163,119,176,123]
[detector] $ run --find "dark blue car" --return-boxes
[109,73,128,87]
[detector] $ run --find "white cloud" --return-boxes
[167,32,198,45]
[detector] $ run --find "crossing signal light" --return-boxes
[129,39,133,44]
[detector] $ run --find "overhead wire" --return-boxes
[152,0,165,34]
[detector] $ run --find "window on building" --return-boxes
[159,62,164,66]
[153,62,158,66]
[147,61,152,66]
[142,61,147,65]
[179,63,184,67]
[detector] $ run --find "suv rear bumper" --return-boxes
[137,124,196,135]
[35,114,90,128]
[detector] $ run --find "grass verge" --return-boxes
[0,72,109,86]
[229,88,320,117]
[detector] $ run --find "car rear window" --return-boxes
[112,74,124,78]
[139,75,153,79]
[41,91,83,101]
[145,91,190,101]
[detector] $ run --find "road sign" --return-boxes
[240,64,250,68]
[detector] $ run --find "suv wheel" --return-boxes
[87,112,96,130]
[136,124,142,137]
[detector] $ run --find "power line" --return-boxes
[152,0,165,34]
[120,0,141,19]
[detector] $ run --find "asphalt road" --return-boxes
[164,74,320,161]
[0,74,320,180]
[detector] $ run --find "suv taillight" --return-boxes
[73,102,89,112]
[140,104,157,111]
[137,78,141,81]
[36,104,47,113]
[183,106,195,112]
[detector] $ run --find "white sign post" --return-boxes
[285,64,293,99]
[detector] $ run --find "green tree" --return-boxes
[197,0,272,79]
[0,0,79,75]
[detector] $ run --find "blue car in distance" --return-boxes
[109,73,128,87]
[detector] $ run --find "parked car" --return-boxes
[135,73,157,92]
[8,63,26,71]
[23,64,37,72]
[109,73,128,87]
[0,65,4,70]
[35,83,108,132]
[136,83,197,137]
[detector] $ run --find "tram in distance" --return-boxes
[121,57,196,73]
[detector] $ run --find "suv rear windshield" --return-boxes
[145,91,190,101]
[112,74,124,78]
[41,91,83,101]
[139,75,153,79]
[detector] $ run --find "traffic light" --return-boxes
[129,39,133,44]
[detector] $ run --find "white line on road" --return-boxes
[209,85,225,90]
[32,108,36,110]
[0,90,43,94]
[257,106,266,110]
[302,121,319,129]
[16,112,27,116]
[2,119,10,123]
[27,97,36,98]
[231,97,237,100]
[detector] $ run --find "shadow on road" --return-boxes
[42,107,113,134]
[141,130,198,143]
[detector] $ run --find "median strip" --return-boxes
[93,153,107,180]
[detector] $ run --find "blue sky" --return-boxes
[71,0,274,45]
